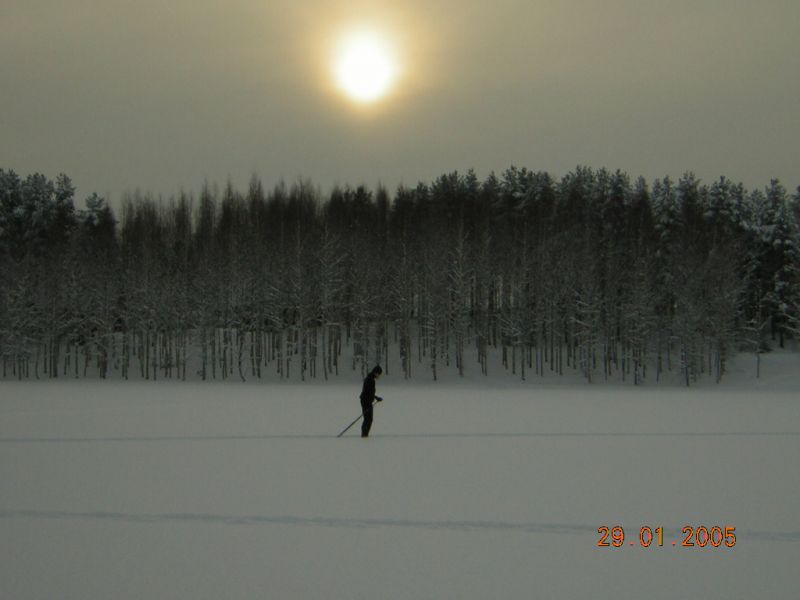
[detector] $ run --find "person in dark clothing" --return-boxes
[360,365,383,437]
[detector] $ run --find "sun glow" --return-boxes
[334,30,399,104]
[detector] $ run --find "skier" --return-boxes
[360,365,383,437]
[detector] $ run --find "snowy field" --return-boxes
[1,354,799,599]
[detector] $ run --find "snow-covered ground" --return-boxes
[1,352,798,599]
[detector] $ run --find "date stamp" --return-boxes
[597,526,737,548]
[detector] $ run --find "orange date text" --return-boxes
[597,526,736,548]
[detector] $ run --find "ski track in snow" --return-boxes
[1,508,798,543]
[1,430,799,444]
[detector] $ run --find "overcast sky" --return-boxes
[2,0,798,204]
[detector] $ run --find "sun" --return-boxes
[334,30,399,104]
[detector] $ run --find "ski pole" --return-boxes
[336,400,376,438]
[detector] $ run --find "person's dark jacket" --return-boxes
[360,367,383,409]
[360,374,376,405]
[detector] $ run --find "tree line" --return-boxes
[1,166,798,383]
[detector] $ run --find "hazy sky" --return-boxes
[2,0,798,204]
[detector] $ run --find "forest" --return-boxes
[1,166,798,384]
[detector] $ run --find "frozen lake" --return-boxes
[1,362,799,598]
